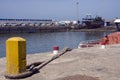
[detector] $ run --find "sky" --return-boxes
[0,0,120,21]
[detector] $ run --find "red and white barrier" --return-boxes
[101,42,106,49]
[53,46,59,54]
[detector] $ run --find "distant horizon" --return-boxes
[0,0,120,21]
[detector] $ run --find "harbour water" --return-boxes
[0,31,111,58]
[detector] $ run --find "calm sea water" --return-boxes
[0,31,111,58]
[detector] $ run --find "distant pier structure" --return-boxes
[0,18,57,33]
[0,18,79,33]
[0,18,53,27]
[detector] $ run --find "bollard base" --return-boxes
[53,50,59,54]
[4,69,38,79]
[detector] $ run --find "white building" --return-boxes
[114,19,120,23]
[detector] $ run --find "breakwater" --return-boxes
[0,25,116,34]
[0,18,79,33]
[0,25,80,34]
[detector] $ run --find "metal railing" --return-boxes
[78,39,100,48]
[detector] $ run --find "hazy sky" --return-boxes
[0,0,119,21]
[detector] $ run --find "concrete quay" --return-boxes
[0,44,120,80]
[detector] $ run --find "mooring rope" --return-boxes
[5,47,72,79]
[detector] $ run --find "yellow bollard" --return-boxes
[5,37,26,77]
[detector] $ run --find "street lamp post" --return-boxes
[76,2,80,24]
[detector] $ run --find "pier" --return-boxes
[0,44,120,80]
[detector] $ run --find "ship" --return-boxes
[81,15,104,29]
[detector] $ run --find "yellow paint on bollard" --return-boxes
[5,37,26,75]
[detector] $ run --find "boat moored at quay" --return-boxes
[80,15,104,29]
